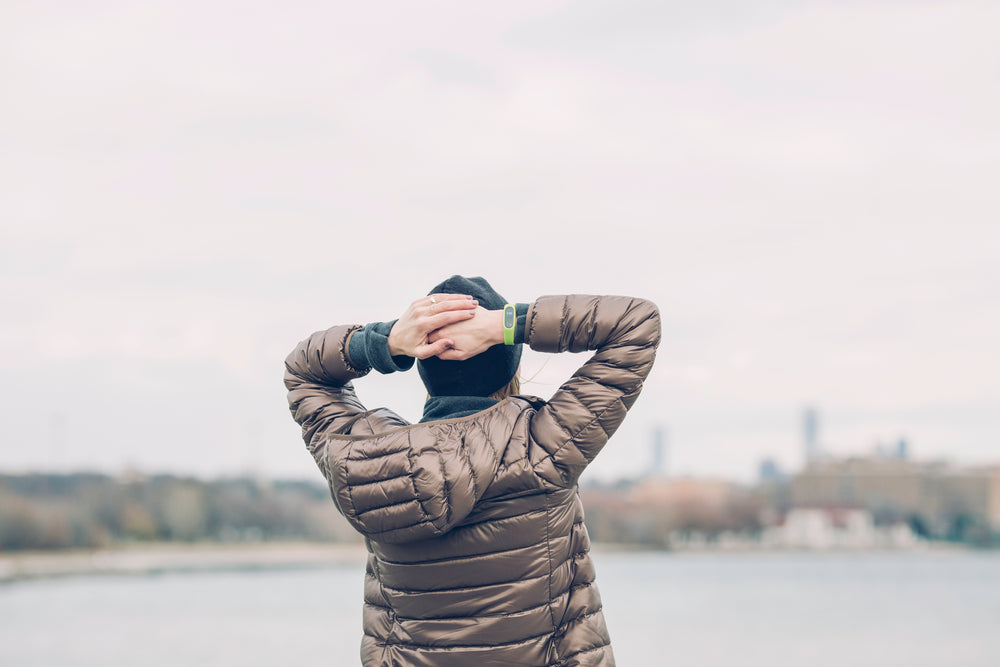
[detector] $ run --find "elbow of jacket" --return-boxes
[632,298,662,349]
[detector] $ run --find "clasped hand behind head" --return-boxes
[387,294,502,362]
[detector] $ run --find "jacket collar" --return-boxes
[420,395,498,423]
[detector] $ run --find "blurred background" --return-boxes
[1,1,998,665]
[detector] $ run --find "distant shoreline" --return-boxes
[0,541,368,583]
[1,540,975,584]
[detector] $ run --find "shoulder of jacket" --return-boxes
[331,407,409,438]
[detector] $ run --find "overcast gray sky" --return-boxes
[2,0,998,483]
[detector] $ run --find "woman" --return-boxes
[284,275,660,666]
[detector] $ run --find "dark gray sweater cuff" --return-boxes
[514,302,529,345]
[347,320,415,374]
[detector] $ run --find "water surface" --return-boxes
[1,550,997,666]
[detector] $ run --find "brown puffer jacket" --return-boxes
[285,295,660,666]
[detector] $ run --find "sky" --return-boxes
[2,0,998,484]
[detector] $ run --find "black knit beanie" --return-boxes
[417,275,522,397]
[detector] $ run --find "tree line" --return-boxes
[0,473,360,550]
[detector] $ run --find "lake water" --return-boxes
[1,550,998,666]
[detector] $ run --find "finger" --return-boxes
[437,347,472,361]
[425,309,475,330]
[427,328,452,343]
[426,301,478,318]
[410,294,471,312]
[416,338,453,359]
[425,294,477,313]
[428,293,475,303]
[429,314,467,335]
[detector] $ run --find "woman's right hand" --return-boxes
[428,307,504,361]
[387,294,478,359]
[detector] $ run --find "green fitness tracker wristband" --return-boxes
[502,304,516,345]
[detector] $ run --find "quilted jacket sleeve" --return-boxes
[284,324,371,462]
[525,295,660,488]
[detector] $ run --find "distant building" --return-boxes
[874,437,910,461]
[802,406,820,464]
[628,477,735,510]
[791,457,1000,534]
[647,427,668,479]
[763,507,918,550]
[758,458,784,484]
[896,438,909,460]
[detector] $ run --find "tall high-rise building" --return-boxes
[896,438,910,460]
[803,406,819,465]
[759,457,784,483]
[649,427,668,478]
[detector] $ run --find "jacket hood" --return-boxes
[323,398,533,544]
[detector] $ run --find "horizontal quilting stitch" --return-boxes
[353,497,424,518]
[556,642,611,665]
[371,629,552,651]
[378,569,549,595]
[370,502,548,562]
[349,477,429,515]
[575,359,634,379]
[560,601,605,626]
[387,615,555,653]
[454,504,547,530]
[366,519,443,539]
[344,461,411,488]
[378,581,553,623]
[567,580,596,595]
[392,596,558,622]
[378,551,547,594]
[375,536,543,567]
[344,441,410,459]
[345,473,412,489]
